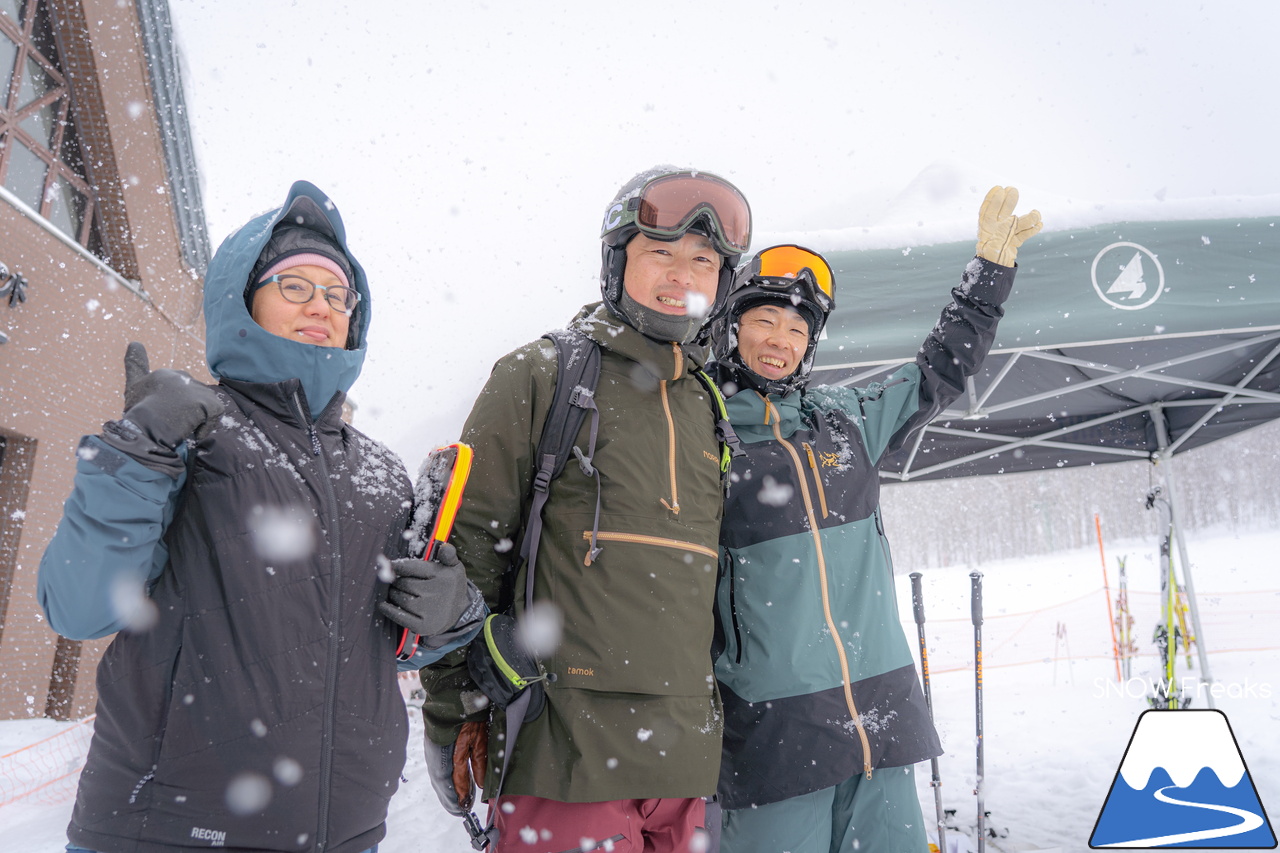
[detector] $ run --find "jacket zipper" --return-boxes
[133,639,186,805]
[658,379,680,515]
[802,442,829,519]
[294,392,342,850]
[765,398,873,779]
[581,530,718,566]
[293,391,322,457]
[724,551,744,665]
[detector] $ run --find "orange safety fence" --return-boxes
[0,715,94,807]
[910,587,1280,674]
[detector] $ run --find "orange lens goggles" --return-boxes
[754,245,835,300]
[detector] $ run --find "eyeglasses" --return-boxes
[257,274,361,316]
[745,245,835,311]
[605,171,752,256]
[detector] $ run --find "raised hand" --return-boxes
[121,342,224,448]
[976,186,1043,267]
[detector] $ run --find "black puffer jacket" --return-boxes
[39,182,415,853]
[65,379,413,853]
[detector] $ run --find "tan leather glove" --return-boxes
[453,720,489,810]
[976,186,1043,266]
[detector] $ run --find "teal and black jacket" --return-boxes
[712,256,1015,809]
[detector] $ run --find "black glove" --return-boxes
[121,342,224,449]
[378,543,471,637]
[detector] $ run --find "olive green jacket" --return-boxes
[421,302,725,801]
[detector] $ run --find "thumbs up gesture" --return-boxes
[976,186,1043,267]
[121,342,224,449]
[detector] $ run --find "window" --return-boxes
[0,0,102,249]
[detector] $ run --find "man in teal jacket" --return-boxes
[708,188,1041,852]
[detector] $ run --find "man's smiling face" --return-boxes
[735,302,810,381]
[622,232,722,319]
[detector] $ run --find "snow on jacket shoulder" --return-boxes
[421,302,728,803]
[713,257,1014,809]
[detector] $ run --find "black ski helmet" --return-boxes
[710,244,837,397]
[599,166,752,323]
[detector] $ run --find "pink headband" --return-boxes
[257,253,351,288]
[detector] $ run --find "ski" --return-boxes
[1144,488,1190,708]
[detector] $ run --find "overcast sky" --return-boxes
[168,0,1280,469]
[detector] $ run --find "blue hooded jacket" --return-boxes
[40,181,372,638]
[35,182,470,853]
[205,179,370,419]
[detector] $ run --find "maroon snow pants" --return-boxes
[490,794,709,853]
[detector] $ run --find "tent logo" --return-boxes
[1091,241,1166,310]
[1090,709,1276,848]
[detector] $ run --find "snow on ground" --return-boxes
[905,526,1280,852]
[2,526,1276,853]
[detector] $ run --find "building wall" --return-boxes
[0,0,207,720]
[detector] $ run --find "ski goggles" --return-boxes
[743,244,835,312]
[604,171,752,255]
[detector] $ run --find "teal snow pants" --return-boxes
[720,764,928,853]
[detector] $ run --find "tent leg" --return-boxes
[1151,404,1215,707]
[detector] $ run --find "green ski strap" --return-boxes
[691,365,744,480]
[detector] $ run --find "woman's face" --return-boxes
[251,264,352,348]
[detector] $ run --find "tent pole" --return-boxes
[1151,404,1215,706]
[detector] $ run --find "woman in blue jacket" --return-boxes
[38,181,482,853]
[709,188,1040,852]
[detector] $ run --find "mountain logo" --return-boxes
[1091,241,1165,310]
[1090,709,1276,848]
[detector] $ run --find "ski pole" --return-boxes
[910,573,946,853]
[971,571,985,853]
[1094,513,1122,684]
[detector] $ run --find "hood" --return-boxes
[569,302,709,382]
[203,180,371,419]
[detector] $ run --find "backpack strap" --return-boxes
[691,366,745,492]
[516,328,602,610]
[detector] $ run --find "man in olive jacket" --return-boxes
[420,167,752,852]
